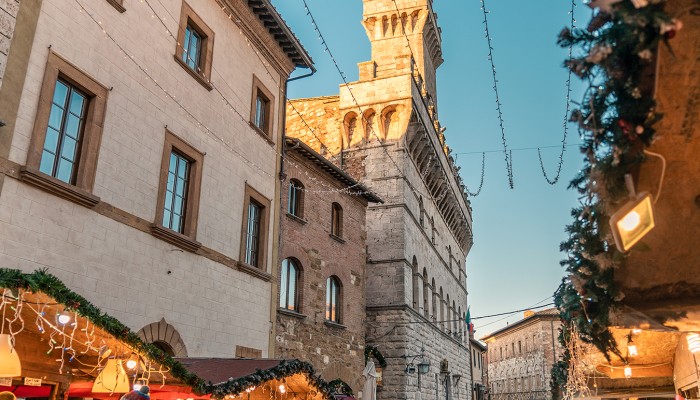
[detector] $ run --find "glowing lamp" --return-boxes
[609,192,655,252]
[133,383,142,391]
[92,359,130,393]
[57,312,71,325]
[624,366,632,379]
[126,359,138,370]
[279,385,286,394]
[687,333,700,354]
[0,334,21,377]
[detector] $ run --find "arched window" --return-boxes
[325,276,341,323]
[363,110,376,142]
[331,202,343,237]
[344,113,358,147]
[422,268,430,318]
[431,278,437,323]
[418,197,425,227]
[153,340,176,356]
[280,258,300,311]
[439,287,445,330]
[287,179,304,218]
[382,108,397,140]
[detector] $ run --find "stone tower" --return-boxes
[285,1,474,399]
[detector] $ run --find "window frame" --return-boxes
[239,183,271,271]
[23,51,108,207]
[279,258,301,312]
[153,129,204,247]
[249,75,275,140]
[287,179,304,218]
[175,1,214,90]
[331,202,343,238]
[325,276,342,323]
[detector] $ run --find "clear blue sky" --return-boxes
[272,0,590,336]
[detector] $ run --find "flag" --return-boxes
[465,306,474,334]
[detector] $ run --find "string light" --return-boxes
[480,0,514,188]
[538,0,576,185]
[465,152,486,197]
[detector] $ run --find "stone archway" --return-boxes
[137,318,188,357]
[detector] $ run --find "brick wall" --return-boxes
[275,151,369,393]
[0,0,298,357]
[0,0,19,89]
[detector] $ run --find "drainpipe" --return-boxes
[269,65,316,357]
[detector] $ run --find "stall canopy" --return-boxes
[0,269,332,400]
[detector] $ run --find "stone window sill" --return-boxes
[105,0,126,12]
[237,261,272,282]
[248,122,275,146]
[277,308,307,319]
[19,167,100,208]
[151,224,202,253]
[173,55,213,91]
[285,213,307,225]
[324,320,347,330]
[330,234,346,244]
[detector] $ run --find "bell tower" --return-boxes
[360,0,443,100]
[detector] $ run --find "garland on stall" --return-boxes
[0,269,333,399]
[552,0,680,391]
[327,379,353,395]
[364,345,387,368]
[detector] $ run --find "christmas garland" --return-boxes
[0,269,332,399]
[554,0,679,377]
[364,345,387,368]
[327,379,353,395]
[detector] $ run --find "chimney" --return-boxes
[524,310,535,319]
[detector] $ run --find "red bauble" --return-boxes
[665,29,676,39]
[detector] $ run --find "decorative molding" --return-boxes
[150,224,202,253]
[329,234,346,244]
[323,320,347,330]
[277,308,307,320]
[237,261,272,282]
[285,213,307,225]
[19,167,100,208]
[173,55,213,91]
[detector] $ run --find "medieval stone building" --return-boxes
[285,1,474,400]
[275,138,382,394]
[481,309,563,400]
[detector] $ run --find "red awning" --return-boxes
[67,382,210,400]
[0,385,53,398]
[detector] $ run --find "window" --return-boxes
[23,52,108,207]
[153,130,203,250]
[280,258,300,311]
[250,75,275,137]
[422,269,430,318]
[325,276,341,323]
[240,184,271,270]
[518,340,522,354]
[175,2,214,89]
[331,202,343,238]
[419,197,425,227]
[473,350,476,367]
[288,179,304,218]
[162,151,190,233]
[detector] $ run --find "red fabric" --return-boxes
[0,385,52,398]
[67,382,209,400]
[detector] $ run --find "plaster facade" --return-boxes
[470,339,486,400]
[285,1,474,400]
[0,0,310,358]
[482,310,562,400]
[275,139,380,394]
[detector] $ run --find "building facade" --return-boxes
[470,339,487,400]
[482,310,562,400]
[285,1,474,400]
[275,138,382,394]
[0,0,310,358]
[0,0,20,89]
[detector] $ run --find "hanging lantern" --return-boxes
[627,336,638,357]
[0,334,21,377]
[624,365,632,379]
[92,359,130,393]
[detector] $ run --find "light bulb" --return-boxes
[133,383,142,391]
[57,312,71,325]
[126,359,138,369]
[627,343,638,357]
[624,366,632,378]
[619,211,641,231]
[279,385,286,394]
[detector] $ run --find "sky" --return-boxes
[271,0,591,337]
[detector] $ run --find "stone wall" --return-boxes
[0,0,19,89]
[0,0,297,357]
[484,314,562,400]
[275,150,370,393]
